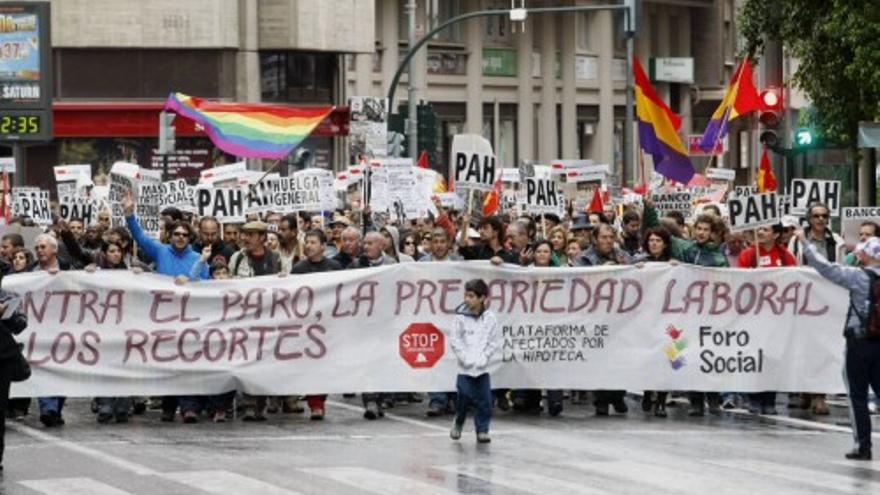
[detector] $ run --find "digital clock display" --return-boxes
[0,113,39,135]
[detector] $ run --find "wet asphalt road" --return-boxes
[1,394,879,494]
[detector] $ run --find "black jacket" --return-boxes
[0,289,27,361]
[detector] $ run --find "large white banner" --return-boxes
[6,263,848,397]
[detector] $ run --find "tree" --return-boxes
[739,1,880,148]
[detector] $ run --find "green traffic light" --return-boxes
[795,128,814,147]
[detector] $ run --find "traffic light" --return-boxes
[793,127,816,149]
[758,87,783,148]
[158,111,176,154]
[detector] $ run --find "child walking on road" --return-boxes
[450,279,500,443]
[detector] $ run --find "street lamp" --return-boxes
[386,2,638,184]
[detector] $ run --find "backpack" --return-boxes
[850,269,880,340]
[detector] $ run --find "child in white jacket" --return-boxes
[450,279,500,443]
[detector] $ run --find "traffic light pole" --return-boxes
[386,3,635,181]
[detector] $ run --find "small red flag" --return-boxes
[416,150,429,169]
[757,147,777,192]
[588,187,604,214]
[482,177,503,216]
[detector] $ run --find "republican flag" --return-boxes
[482,177,502,216]
[699,59,762,152]
[633,57,694,185]
[756,147,778,192]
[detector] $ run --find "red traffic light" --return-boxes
[760,88,783,111]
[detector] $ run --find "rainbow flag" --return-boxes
[164,93,334,159]
[634,57,694,184]
[699,59,762,152]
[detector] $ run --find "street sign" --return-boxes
[399,323,445,369]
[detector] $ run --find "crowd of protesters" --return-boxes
[0,187,879,454]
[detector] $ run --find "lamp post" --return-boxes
[386,3,637,183]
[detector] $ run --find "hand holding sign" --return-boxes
[122,190,135,217]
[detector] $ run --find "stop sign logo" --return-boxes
[399,323,445,369]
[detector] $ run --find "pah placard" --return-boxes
[195,187,245,222]
[13,188,51,225]
[450,134,496,192]
[727,192,779,232]
[791,179,841,216]
[522,177,563,216]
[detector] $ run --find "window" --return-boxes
[427,0,462,43]
[56,49,236,99]
[577,12,592,52]
[261,52,337,103]
[484,0,512,43]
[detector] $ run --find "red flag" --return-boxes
[588,187,604,214]
[0,172,9,224]
[756,147,777,192]
[482,177,503,216]
[416,150,429,169]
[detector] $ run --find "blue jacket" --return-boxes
[126,215,208,279]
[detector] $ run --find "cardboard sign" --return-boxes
[13,188,51,225]
[200,161,247,187]
[195,187,245,222]
[549,159,597,175]
[450,134,496,192]
[271,169,335,213]
[732,185,757,198]
[136,183,162,238]
[109,162,140,228]
[727,192,779,232]
[842,207,880,248]
[54,164,91,182]
[705,167,736,182]
[791,179,841,216]
[522,177,563,216]
[59,196,96,226]
[651,189,694,219]
[243,174,280,215]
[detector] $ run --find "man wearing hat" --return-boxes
[326,214,351,258]
[228,220,282,421]
[569,215,593,246]
[799,231,880,460]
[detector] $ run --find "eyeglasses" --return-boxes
[172,231,189,238]
[404,241,415,245]
[811,213,829,219]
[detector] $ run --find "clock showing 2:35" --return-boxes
[0,114,39,135]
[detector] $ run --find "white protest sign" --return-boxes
[272,169,335,213]
[731,185,757,198]
[195,187,245,222]
[727,192,779,232]
[59,196,97,226]
[705,167,736,182]
[136,183,162,238]
[200,161,247,186]
[244,174,280,215]
[56,181,77,202]
[791,179,841,216]
[550,159,596,176]
[109,162,140,228]
[54,164,91,182]
[842,207,880,248]
[6,264,849,397]
[450,134,496,192]
[522,177,564,216]
[13,188,51,225]
[437,192,465,210]
[651,189,694,219]
[0,157,15,174]
[563,166,609,184]
[500,168,520,183]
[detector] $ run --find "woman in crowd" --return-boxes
[548,226,569,266]
[635,226,677,418]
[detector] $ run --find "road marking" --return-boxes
[161,470,302,495]
[326,400,449,432]
[726,408,880,438]
[19,477,133,495]
[434,464,608,495]
[7,422,159,476]
[710,459,878,492]
[301,466,459,494]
